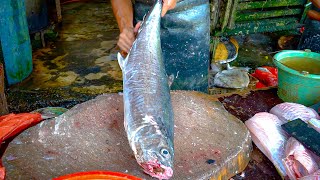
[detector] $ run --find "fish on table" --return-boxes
[283,137,319,180]
[245,112,288,177]
[246,110,320,180]
[270,102,320,123]
[117,0,174,179]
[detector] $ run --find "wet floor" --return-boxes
[13,0,122,94]
[7,0,124,112]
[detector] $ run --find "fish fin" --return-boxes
[117,52,126,70]
[168,74,174,88]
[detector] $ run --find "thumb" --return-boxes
[161,1,169,17]
[161,0,176,17]
[310,0,320,9]
[307,10,320,21]
[134,22,141,33]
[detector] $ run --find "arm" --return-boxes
[162,0,177,17]
[111,0,177,53]
[111,0,138,53]
[111,0,134,33]
[308,0,320,21]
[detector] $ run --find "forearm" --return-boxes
[111,0,134,33]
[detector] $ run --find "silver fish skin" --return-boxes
[117,0,174,179]
[245,112,288,177]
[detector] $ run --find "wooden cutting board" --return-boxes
[3,91,251,180]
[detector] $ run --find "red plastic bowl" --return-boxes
[53,171,142,180]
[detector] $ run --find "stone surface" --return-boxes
[3,91,251,180]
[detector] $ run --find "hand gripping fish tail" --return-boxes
[117,0,175,179]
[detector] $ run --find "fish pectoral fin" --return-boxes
[117,52,126,70]
[168,74,174,88]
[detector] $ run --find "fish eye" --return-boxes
[160,148,170,157]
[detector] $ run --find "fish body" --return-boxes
[283,137,319,180]
[298,169,320,180]
[117,1,174,179]
[213,68,250,88]
[270,102,320,123]
[245,112,288,177]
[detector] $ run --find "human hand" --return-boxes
[117,22,141,53]
[162,0,177,17]
[308,0,320,21]
[310,0,320,8]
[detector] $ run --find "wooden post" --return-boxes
[55,0,62,23]
[47,0,62,23]
[0,63,8,115]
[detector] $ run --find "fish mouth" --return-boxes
[140,161,173,179]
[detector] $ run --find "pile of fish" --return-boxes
[245,102,320,179]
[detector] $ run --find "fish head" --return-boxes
[134,128,174,179]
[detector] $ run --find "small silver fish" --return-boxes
[117,0,174,179]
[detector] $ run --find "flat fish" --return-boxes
[117,0,174,179]
[270,102,320,123]
[213,69,250,89]
[245,112,288,177]
[283,137,319,180]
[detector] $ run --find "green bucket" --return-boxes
[273,50,320,106]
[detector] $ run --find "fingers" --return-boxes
[311,0,320,9]
[117,28,135,53]
[118,22,142,52]
[161,2,169,17]
[117,39,130,53]
[307,10,320,21]
[162,0,177,17]
[134,22,141,34]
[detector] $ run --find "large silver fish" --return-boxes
[117,0,174,179]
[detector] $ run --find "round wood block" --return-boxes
[3,91,252,179]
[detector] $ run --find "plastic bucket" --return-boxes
[53,171,142,180]
[273,50,320,106]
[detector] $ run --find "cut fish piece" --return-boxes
[270,102,320,123]
[283,137,319,180]
[298,169,320,180]
[245,112,288,177]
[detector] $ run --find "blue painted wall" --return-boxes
[0,0,33,85]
